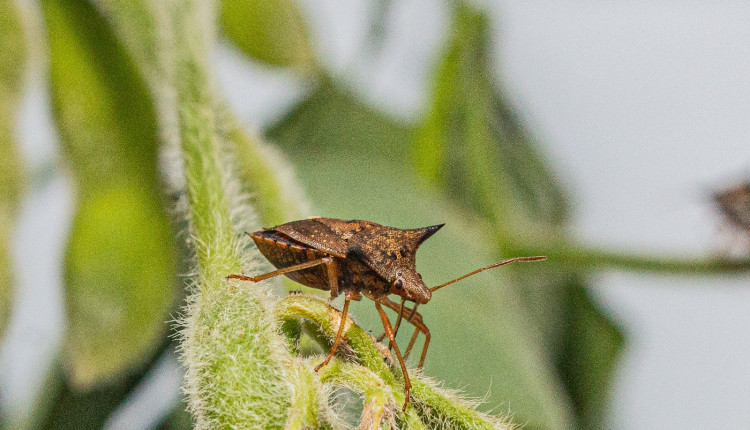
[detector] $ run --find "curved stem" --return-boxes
[275,295,394,384]
[276,295,517,429]
[410,377,513,430]
[515,240,750,275]
[315,358,396,430]
[283,363,320,430]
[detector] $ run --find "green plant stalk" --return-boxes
[410,377,515,430]
[142,1,294,427]
[220,113,310,225]
[283,362,321,429]
[275,295,395,384]
[315,358,396,430]
[169,5,236,275]
[511,239,750,275]
[276,295,515,429]
[91,1,313,427]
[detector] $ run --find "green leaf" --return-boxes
[557,279,624,430]
[412,5,517,229]
[39,339,173,430]
[63,185,177,385]
[221,0,316,71]
[156,400,194,430]
[0,0,27,339]
[413,4,625,429]
[267,81,576,430]
[221,115,310,225]
[413,3,568,236]
[42,0,177,388]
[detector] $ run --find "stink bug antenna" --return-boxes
[430,256,547,293]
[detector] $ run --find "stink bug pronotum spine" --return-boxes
[227,217,545,410]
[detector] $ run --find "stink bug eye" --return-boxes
[226,217,546,411]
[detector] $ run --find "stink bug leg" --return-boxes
[374,300,412,412]
[226,257,335,283]
[315,289,358,372]
[379,296,430,369]
[376,297,405,343]
[228,257,357,374]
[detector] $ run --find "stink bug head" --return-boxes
[390,268,431,304]
[387,224,443,303]
[345,223,444,304]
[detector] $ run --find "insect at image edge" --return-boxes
[227,217,546,411]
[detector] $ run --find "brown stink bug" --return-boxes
[227,217,545,410]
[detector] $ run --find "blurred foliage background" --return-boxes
[1,0,748,429]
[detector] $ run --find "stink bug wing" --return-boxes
[345,224,443,281]
[271,219,348,257]
[346,226,419,281]
[313,218,380,241]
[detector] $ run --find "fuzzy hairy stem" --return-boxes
[284,360,322,429]
[275,295,395,386]
[315,358,396,430]
[168,0,236,274]
[136,0,295,427]
[276,295,515,429]
[410,378,515,430]
[224,121,311,225]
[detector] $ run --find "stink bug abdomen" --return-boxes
[249,229,389,296]
[250,230,330,290]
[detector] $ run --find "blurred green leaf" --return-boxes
[222,115,310,225]
[413,3,567,235]
[0,222,14,343]
[268,81,576,430]
[557,279,623,430]
[39,338,173,430]
[412,3,624,429]
[412,5,517,230]
[221,0,316,71]
[0,0,27,339]
[63,184,176,385]
[155,399,194,430]
[42,0,177,388]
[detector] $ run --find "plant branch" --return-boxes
[315,358,396,430]
[511,239,750,275]
[283,361,321,429]
[275,295,395,385]
[276,295,515,429]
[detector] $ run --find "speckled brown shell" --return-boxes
[250,218,443,301]
[346,223,442,281]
